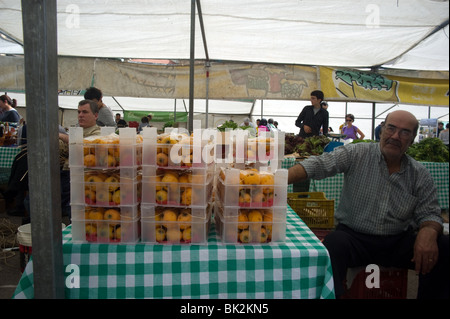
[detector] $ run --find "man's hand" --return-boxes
[303,125,312,134]
[59,132,69,144]
[412,225,440,275]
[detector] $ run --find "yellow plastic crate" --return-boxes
[287,192,334,229]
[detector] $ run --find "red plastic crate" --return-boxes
[342,267,408,299]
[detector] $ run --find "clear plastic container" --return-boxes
[215,130,285,168]
[141,203,212,219]
[69,127,143,169]
[141,167,214,206]
[215,201,287,219]
[214,205,286,244]
[141,204,212,244]
[141,127,215,168]
[216,167,288,207]
[70,168,142,207]
[71,211,140,244]
[71,204,140,221]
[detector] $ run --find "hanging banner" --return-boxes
[95,60,318,100]
[124,110,188,123]
[2,56,447,105]
[320,67,449,106]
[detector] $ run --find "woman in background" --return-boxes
[341,114,365,140]
[0,94,21,123]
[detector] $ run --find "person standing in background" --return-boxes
[258,118,270,136]
[437,122,444,137]
[295,90,329,138]
[438,123,449,150]
[341,114,365,140]
[0,94,21,123]
[84,87,116,127]
[268,118,278,132]
[138,116,150,133]
[239,117,257,137]
[374,121,384,141]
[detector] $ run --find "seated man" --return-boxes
[288,110,449,299]
[59,100,101,218]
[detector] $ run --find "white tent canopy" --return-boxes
[2,0,449,134]
[0,0,448,70]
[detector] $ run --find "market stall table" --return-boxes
[13,207,335,299]
[0,146,21,184]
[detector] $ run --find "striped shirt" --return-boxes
[300,142,443,235]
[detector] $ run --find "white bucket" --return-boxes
[17,223,66,247]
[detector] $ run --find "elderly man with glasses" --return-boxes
[288,110,448,299]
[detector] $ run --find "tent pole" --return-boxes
[112,96,125,112]
[188,0,196,133]
[205,63,210,128]
[249,100,256,118]
[371,102,376,140]
[261,99,264,119]
[21,0,64,298]
[174,99,177,123]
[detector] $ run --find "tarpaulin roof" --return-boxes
[0,0,448,71]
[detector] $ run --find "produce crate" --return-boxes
[141,127,215,168]
[215,200,287,220]
[214,204,286,244]
[71,204,140,221]
[287,192,334,229]
[141,203,212,219]
[140,204,212,244]
[342,267,408,299]
[215,130,284,164]
[216,167,288,208]
[141,168,214,206]
[70,168,142,207]
[69,127,143,169]
[71,208,140,244]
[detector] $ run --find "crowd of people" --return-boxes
[238,117,281,138]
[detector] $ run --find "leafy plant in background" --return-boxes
[293,135,331,156]
[406,137,449,162]
[163,121,174,131]
[217,120,238,132]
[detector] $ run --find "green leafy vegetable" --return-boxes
[293,135,331,156]
[406,138,449,162]
[217,120,238,132]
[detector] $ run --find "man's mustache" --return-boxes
[385,138,402,147]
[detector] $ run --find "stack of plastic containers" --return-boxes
[69,127,142,243]
[214,130,288,244]
[140,127,215,244]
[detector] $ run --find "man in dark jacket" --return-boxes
[295,90,329,138]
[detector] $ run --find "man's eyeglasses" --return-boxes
[383,124,413,139]
[346,119,352,122]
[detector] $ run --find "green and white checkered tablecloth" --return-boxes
[0,146,21,168]
[0,146,21,184]
[284,157,449,209]
[13,207,335,299]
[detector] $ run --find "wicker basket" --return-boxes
[287,192,334,229]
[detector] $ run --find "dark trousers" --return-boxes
[60,169,71,218]
[323,223,449,299]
